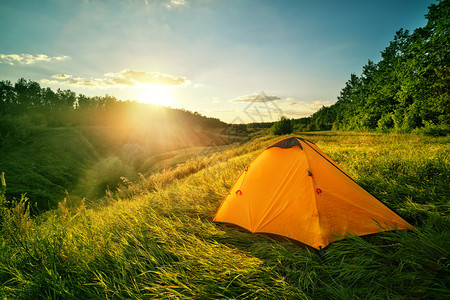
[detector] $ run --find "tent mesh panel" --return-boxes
[267,137,303,149]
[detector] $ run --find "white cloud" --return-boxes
[275,99,332,118]
[54,55,70,61]
[229,93,331,120]
[106,69,188,86]
[231,92,282,103]
[309,100,331,110]
[165,0,187,9]
[52,74,73,79]
[282,99,331,110]
[42,76,103,87]
[42,69,189,88]
[0,53,70,65]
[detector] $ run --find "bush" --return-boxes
[79,156,134,200]
[377,113,395,133]
[293,123,308,132]
[413,124,449,137]
[0,115,33,147]
[271,116,293,135]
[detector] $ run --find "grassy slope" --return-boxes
[0,132,449,299]
[0,125,239,212]
[0,127,100,211]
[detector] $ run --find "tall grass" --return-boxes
[0,132,448,299]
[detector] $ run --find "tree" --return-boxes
[0,81,15,114]
[306,0,449,133]
[272,116,293,135]
[56,89,77,109]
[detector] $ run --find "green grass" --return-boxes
[0,132,449,299]
[0,124,239,213]
[0,127,100,212]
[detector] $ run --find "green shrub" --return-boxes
[271,116,293,135]
[0,115,34,147]
[413,124,449,137]
[293,123,308,132]
[377,113,395,133]
[79,156,134,200]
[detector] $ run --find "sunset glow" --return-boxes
[138,86,173,107]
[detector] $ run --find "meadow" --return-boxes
[0,131,449,299]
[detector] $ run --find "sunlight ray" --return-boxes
[138,85,173,107]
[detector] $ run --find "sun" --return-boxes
[138,85,173,107]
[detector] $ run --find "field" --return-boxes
[0,131,449,299]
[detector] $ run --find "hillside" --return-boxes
[0,127,99,212]
[0,123,241,213]
[0,132,448,299]
[0,82,243,213]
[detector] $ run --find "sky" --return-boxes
[0,0,435,123]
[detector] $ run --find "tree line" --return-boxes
[304,0,448,134]
[0,78,226,147]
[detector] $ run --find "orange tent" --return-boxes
[213,137,412,249]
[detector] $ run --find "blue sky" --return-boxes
[0,0,434,123]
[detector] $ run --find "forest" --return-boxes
[303,0,448,134]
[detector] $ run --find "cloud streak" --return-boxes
[0,53,69,65]
[106,70,187,86]
[52,74,73,79]
[165,0,187,9]
[231,92,282,103]
[41,69,189,88]
[229,93,332,119]
[276,99,332,117]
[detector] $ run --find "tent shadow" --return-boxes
[210,222,320,255]
[208,221,416,257]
